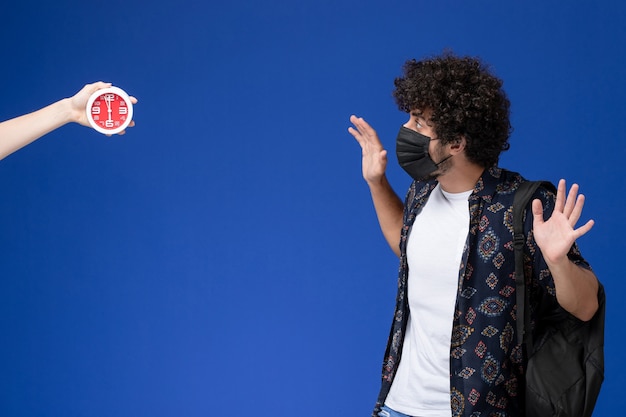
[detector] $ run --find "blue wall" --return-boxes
[0,1,623,415]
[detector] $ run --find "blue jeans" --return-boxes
[378,405,412,417]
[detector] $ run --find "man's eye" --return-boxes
[416,121,423,129]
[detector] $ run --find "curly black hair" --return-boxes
[393,52,511,168]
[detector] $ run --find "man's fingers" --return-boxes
[348,115,384,152]
[554,179,567,212]
[347,126,366,146]
[568,193,586,227]
[575,219,595,238]
[563,183,580,217]
[350,116,375,135]
[531,198,544,225]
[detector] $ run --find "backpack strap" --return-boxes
[513,181,556,348]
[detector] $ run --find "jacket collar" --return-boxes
[418,166,504,201]
[469,166,505,203]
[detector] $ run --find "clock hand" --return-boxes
[105,96,112,120]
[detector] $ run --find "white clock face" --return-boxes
[86,86,133,135]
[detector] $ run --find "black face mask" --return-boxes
[395,126,451,181]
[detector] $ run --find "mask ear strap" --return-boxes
[434,154,453,166]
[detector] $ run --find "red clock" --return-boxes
[85,86,134,135]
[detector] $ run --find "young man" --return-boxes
[0,82,137,160]
[348,53,599,417]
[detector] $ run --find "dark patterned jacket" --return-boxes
[372,167,589,417]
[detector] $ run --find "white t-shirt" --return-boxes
[385,184,472,417]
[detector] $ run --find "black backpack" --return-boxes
[513,181,605,417]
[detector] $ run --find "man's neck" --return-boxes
[437,161,485,194]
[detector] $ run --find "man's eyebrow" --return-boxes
[410,111,435,127]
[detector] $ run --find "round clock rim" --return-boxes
[85,86,134,135]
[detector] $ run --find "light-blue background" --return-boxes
[1,1,623,415]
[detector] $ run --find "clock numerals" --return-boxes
[90,95,129,128]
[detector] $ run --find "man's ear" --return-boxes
[448,135,467,154]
